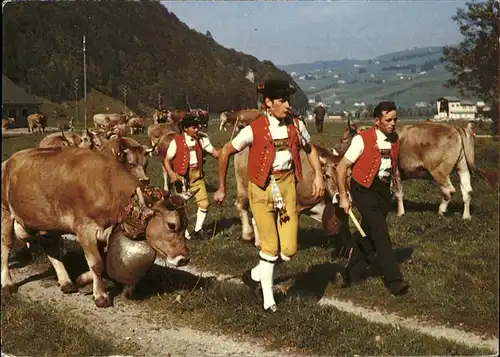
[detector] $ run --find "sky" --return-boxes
[161,0,468,66]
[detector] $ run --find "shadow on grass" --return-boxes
[280,247,414,302]
[205,216,241,236]
[394,199,465,215]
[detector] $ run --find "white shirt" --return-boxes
[231,114,311,171]
[166,132,215,164]
[344,129,393,181]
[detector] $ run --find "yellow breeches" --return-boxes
[248,171,298,258]
[188,168,209,210]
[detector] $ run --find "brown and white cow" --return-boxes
[233,144,347,246]
[93,113,127,130]
[99,136,154,185]
[27,113,47,134]
[343,121,491,219]
[147,122,180,148]
[1,147,194,307]
[219,109,260,132]
[127,117,146,135]
[2,118,15,130]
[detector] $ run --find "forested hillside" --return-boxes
[2,1,308,112]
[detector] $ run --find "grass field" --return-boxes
[1,119,498,355]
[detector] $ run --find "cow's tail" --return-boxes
[457,125,496,188]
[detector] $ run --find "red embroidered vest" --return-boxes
[247,115,303,189]
[351,127,399,188]
[172,134,203,176]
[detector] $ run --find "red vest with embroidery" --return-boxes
[351,127,399,188]
[247,115,303,189]
[172,134,203,176]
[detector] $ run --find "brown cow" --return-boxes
[219,109,260,132]
[27,113,47,134]
[233,144,347,245]
[169,109,189,123]
[127,117,146,135]
[39,131,81,148]
[147,123,180,149]
[99,136,154,185]
[1,147,195,307]
[342,121,490,219]
[2,118,15,130]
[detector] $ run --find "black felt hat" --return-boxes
[181,114,199,128]
[257,79,296,100]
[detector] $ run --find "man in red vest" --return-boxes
[336,101,409,295]
[213,79,325,312]
[163,114,220,240]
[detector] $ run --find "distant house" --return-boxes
[2,75,41,127]
[434,96,476,120]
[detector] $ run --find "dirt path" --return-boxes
[6,264,317,357]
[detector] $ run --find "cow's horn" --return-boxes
[319,156,327,165]
[136,187,146,206]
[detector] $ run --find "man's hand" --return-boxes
[338,193,351,214]
[169,172,182,183]
[213,188,226,205]
[312,173,325,199]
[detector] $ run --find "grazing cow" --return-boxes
[127,117,146,135]
[99,136,154,185]
[148,122,180,148]
[93,113,127,130]
[219,109,260,132]
[342,121,492,219]
[1,147,194,307]
[27,113,47,134]
[169,109,189,124]
[2,118,15,130]
[233,144,347,245]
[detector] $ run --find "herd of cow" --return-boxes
[1,109,495,308]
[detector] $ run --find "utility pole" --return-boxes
[157,92,162,110]
[74,78,79,124]
[122,86,128,115]
[83,35,88,130]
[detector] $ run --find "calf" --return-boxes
[27,113,47,134]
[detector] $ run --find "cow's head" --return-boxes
[337,120,359,155]
[129,187,198,266]
[317,148,341,199]
[112,138,152,186]
[80,129,105,150]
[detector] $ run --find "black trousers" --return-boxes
[315,119,324,133]
[348,178,403,284]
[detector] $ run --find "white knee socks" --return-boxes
[194,208,207,232]
[259,260,276,310]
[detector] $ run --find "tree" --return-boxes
[441,0,499,126]
[314,94,322,103]
[205,30,214,40]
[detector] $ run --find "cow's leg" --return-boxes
[161,163,170,192]
[435,173,456,216]
[456,157,473,220]
[392,179,405,216]
[77,226,111,308]
[41,235,77,293]
[1,210,16,294]
[236,196,253,242]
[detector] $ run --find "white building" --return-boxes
[434,96,477,120]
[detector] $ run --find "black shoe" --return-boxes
[242,269,262,304]
[386,279,410,296]
[192,229,209,240]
